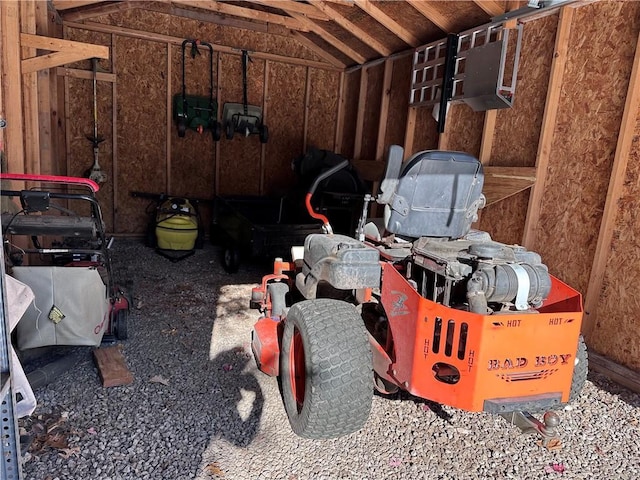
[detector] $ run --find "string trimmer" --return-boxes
[86,57,107,184]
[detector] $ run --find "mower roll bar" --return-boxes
[0,173,100,193]
[304,159,350,235]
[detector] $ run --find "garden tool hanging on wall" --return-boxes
[222,50,268,143]
[86,57,107,184]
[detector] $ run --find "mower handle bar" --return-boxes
[304,159,350,234]
[0,173,99,193]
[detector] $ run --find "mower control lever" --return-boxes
[304,159,350,234]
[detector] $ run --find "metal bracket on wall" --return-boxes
[409,21,524,131]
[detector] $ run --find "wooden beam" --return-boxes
[288,12,367,64]
[353,0,420,47]
[290,31,347,69]
[522,7,573,249]
[353,67,368,159]
[588,351,640,394]
[215,53,222,196]
[21,33,110,74]
[52,0,113,9]
[112,33,118,232]
[21,0,40,175]
[56,66,116,82]
[403,106,417,160]
[375,58,393,161]
[405,0,455,33]
[310,1,393,56]
[1,1,25,173]
[473,0,506,17]
[303,67,311,153]
[65,21,341,70]
[334,71,346,153]
[582,28,640,340]
[35,0,53,175]
[59,0,133,22]
[483,166,536,207]
[165,43,171,195]
[245,0,330,21]
[170,0,308,32]
[479,110,497,165]
[260,60,269,195]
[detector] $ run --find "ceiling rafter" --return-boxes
[60,0,135,22]
[473,0,506,17]
[289,30,348,69]
[170,0,310,32]
[352,0,421,47]
[52,0,115,10]
[405,0,455,33]
[310,1,393,56]
[289,12,367,64]
[242,0,330,21]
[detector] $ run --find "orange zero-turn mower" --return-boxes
[249,145,587,444]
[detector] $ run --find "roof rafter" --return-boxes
[52,0,114,10]
[473,0,506,17]
[405,0,456,33]
[352,0,420,47]
[310,0,393,56]
[242,0,330,21]
[170,0,309,32]
[289,12,367,64]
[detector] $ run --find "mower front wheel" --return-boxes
[115,309,128,340]
[259,124,269,144]
[280,299,373,439]
[177,117,187,138]
[221,246,240,273]
[225,121,235,140]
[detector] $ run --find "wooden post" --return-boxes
[1,1,25,173]
[302,66,311,153]
[403,106,417,160]
[522,7,573,249]
[260,59,269,195]
[112,33,118,233]
[165,42,172,194]
[334,71,345,154]
[353,67,368,159]
[582,30,640,340]
[479,110,497,165]
[36,0,53,174]
[215,53,222,196]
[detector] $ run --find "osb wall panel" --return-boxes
[115,37,167,234]
[217,53,264,196]
[169,43,217,200]
[384,56,412,154]
[64,28,114,231]
[412,108,439,154]
[479,14,558,244]
[535,1,640,294]
[360,63,384,160]
[491,14,558,168]
[443,103,483,157]
[590,108,640,370]
[264,62,306,196]
[307,68,340,151]
[94,9,324,63]
[340,70,361,158]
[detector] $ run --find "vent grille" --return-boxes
[431,317,468,359]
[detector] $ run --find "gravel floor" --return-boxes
[17,239,640,480]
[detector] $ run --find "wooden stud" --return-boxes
[479,110,497,165]
[522,7,574,249]
[1,1,25,174]
[56,67,116,83]
[334,72,346,153]
[582,29,640,340]
[353,67,368,159]
[353,0,421,47]
[405,0,455,33]
[375,58,393,162]
[166,43,172,194]
[21,0,40,175]
[35,0,53,175]
[112,33,118,233]
[215,53,223,196]
[260,60,270,195]
[302,66,311,153]
[65,21,340,71]
[403,106,417,160]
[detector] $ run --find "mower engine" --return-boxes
[410,232,551,315]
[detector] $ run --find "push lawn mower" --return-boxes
[249,146,587,444]
[173,39,222,141]
[222,50,268,143]
[1,173,130,348]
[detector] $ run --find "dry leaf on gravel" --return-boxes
[58,447,80,459]
[149,375,170,386]
[204,462,225,476]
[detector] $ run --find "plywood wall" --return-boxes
[63,10,341,234]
